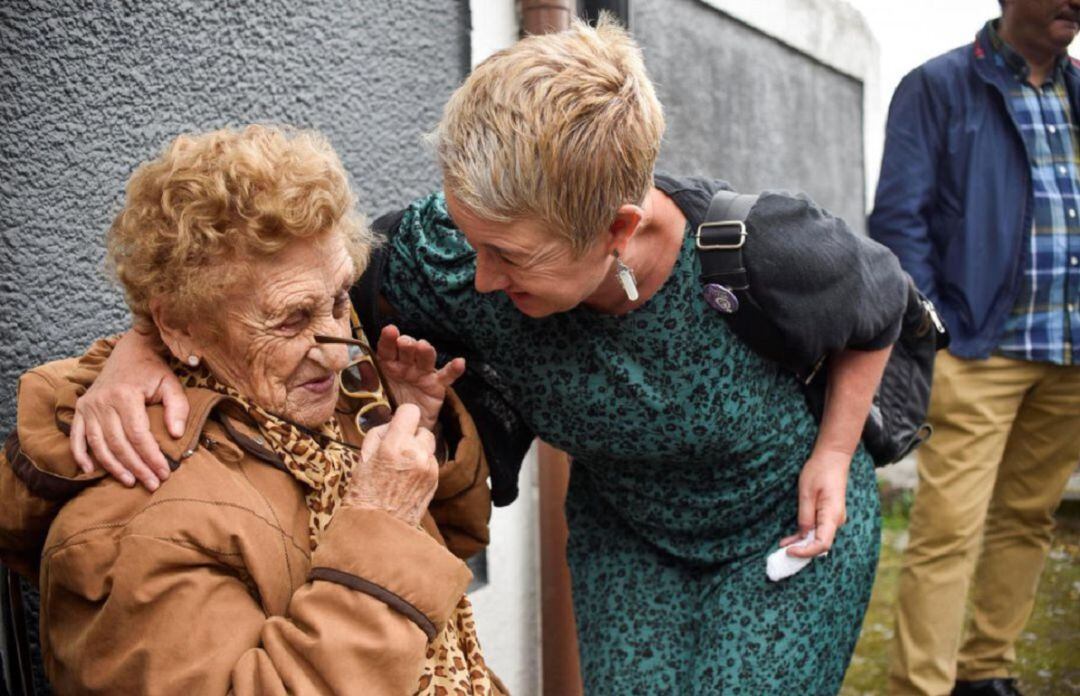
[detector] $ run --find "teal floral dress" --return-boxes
[383,188,880,695]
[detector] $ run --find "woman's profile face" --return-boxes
[445,192,614,318]
[190,232,356,426]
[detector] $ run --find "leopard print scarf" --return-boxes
[173,360,352,547]
[172,360,498,695]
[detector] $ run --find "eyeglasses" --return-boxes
[314,333,394,435]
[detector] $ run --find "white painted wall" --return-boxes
[469,0,520,68]
[463,5,543,695]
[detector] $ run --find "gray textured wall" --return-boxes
[0,0,469,432]
[634,0,866,233]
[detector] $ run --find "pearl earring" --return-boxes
[186,355,200,367]
[614,251,639,302]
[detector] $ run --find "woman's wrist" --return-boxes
[806,445,854,468]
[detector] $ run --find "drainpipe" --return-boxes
[520,0,572,35]
[523,4,582,694]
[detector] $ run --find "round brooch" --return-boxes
[703,283,739,314]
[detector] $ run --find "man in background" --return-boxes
[870,1,1080,694]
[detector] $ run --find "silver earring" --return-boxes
[614,252,639,302]
[186,354,200,367]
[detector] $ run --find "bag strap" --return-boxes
[351,208,406,346]
[697,190,758,293]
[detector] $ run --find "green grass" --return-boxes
[840,487,1080,695]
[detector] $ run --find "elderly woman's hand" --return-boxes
[376,325,465,432]
[343,403,439,527]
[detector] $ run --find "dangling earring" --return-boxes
[613,251,639,302]
[186,354,200,367]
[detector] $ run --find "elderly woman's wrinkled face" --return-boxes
[191,232,355,426]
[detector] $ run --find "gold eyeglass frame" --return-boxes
[314,332,395,435]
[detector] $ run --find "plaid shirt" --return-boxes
[988,22,1080,365]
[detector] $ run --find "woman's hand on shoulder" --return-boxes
[70,329,188,491]
[781,448,851,558]
[376,324,465,432]
[344,404,438,527]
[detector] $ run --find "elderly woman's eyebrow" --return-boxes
[266,281,351,319]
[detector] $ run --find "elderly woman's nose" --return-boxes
[310,339,350,372]
[308,318,351,367]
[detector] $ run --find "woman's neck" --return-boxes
[585,187,688,315]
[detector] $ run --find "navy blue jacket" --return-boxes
[868,23,1080,358]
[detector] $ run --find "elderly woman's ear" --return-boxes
[148,297,202,367]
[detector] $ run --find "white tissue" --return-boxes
[766,530,822,582]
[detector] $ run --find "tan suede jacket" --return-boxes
[0,340,494,695]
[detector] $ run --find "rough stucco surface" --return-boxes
[634,0,866,234]
[0,0,469,433]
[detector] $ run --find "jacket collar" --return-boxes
[973,20,1080,94]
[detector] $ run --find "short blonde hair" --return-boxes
[107,125,372,324]
[435,15,665,255]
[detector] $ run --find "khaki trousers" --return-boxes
[888,353,1080,696]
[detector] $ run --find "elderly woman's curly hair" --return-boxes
[107,125,373,325]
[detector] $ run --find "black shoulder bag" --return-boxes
[696,190,950,467]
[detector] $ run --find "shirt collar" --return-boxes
[986,18,1068,86]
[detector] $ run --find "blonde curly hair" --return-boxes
[107,125,372,325]
[434,15,665,255]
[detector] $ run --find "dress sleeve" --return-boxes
[380,192,485,347]
[746,191,909,364]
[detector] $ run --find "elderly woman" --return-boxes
[69,19,908,695]
[0,126,501,695]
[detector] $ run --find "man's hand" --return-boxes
[70,329,187,491]
[375,325,465,432]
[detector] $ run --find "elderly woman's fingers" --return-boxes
[383,403,422,445]
[412,339,438,373]
[435,357,466,387]
[360,423,388,461]
[415,427,437,456]
[346,404,439,526]
[85,418,136,488]
[377,324,402,364]
[103,411,160,491]
[394,335,417,371]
